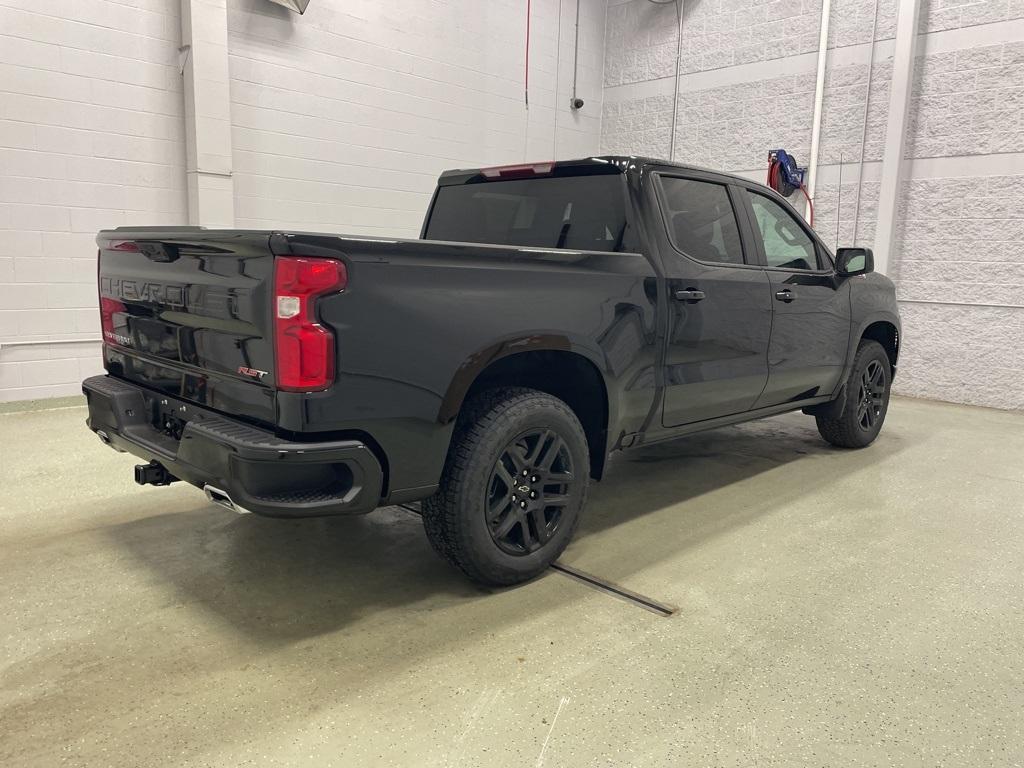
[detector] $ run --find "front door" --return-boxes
[740,189,852,408]
[654,174,772,428]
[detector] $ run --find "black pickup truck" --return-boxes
[83,157,900,586]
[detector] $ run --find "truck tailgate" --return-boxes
[97,228,277,427]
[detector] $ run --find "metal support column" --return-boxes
[180,0,234,227]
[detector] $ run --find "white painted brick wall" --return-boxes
[0,0,187,402]
[603,2,1024,410]
[895,175,1024,308]
[675,73,820,170]
[811,179,880,251]
[920,0,1024,33]
[600,93,674,157]
[897,302,1024,410]
[604,0,680,86]
[907,41,1024,158]
[819,59,892,164]
[605,0,898,89]
[894,33,1024,408]
[227,0,607,238]
[829,0,897,47]
[605,0,825,86]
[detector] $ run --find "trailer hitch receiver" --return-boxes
[134,461,178,487]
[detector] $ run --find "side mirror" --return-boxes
[836,247,874,276]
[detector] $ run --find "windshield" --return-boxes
[424,174,630,252]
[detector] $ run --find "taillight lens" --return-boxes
[273,257,346,391]
[100,296,127,346]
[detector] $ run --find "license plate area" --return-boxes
[128,316,190,362]
[156,410,187,441]
[144,393,198,443]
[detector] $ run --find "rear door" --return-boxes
[97,228,278,427]
[653,172,773,428]
[738,189,852,408]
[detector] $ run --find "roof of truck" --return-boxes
[437,156,762,188]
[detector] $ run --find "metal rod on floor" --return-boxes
[551,562,676,617]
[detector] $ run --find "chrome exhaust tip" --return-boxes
[96,430,125,453]
[203,485,252,515]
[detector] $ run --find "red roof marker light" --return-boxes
[479,162,556,179]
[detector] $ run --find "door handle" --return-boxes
[775,289,796,303]
[675,288,706,303]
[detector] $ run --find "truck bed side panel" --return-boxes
[275,235,661,495]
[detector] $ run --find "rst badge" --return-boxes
[237,366,268,381]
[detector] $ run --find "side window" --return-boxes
[658,177,745,265]
[749,192,820,270]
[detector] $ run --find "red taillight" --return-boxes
[100,296,127,346]
[479,162,555,179]
[273,256,347,392]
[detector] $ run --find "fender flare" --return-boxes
[842,311,902,382]
[436,332,612,426]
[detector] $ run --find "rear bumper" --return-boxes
[82,375,383,517]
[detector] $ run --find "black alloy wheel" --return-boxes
[486,429,577,556]
[856,359,886,432]
[815,339,891,449]
[421,387,589,586]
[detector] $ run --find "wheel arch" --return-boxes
[859,318,900,374]
[439,338,613,480]
[840,312,900,384]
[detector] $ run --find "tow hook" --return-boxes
[134,460,178,486]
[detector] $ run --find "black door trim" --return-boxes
[649,169,762,271]
[735,186,837,278]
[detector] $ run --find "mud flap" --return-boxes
[802,383,847,419]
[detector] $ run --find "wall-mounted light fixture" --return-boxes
[267,0,311,13]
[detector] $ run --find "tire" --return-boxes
[421,387,589,587]
[816,339,892,449]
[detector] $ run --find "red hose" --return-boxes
[800,185,814,226]
[767,160,782,193]
[768,158,814,226]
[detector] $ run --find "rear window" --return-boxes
[424,174,630,252]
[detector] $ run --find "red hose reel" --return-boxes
[767,149,814,226]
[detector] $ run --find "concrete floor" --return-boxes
[1,397,1022,767]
